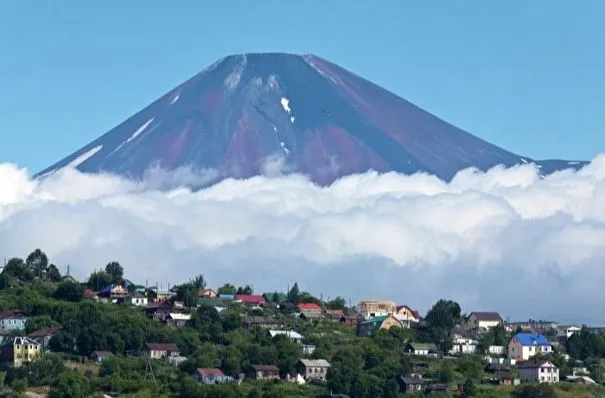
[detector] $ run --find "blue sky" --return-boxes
[1,1,604,173]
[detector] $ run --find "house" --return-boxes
[405,342,437,356]
[145,343,180,359]
[324,309,344,322]
[166,313,191,328]
[219,294,236,300]
[128,292,148,307]
[167,356,188,367]
[248,365,280,380]
[269,330,304,344]
[394,305,420,325]
[357,300,396,320]
[508,333,552,360]
[504,320,557,333]
[243,315,281,330]
[235,294,266,306]
[0,336,41,367]
[517,360,559,383]
[566,375,596,384]
[299,311,325,321]
[450,334,478,355]
[263,292,287,304]
[193,368,233,384]
[90,351,113,362]
[467,312,503,330]
[340,315,360,328]
[357,315,402,337]
[556,325,581,339]
[488,345,506,355]
[198,289,217,298]
[396,376,425,394]
[297,303,322,312]
[98,284,129,302]
[0,310,28,331]
[297,359,330,381]
[27,327,61,350]
[83,289,100,301]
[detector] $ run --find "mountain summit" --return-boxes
[37,53,585,184]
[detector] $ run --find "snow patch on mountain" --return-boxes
[67,145,103,168]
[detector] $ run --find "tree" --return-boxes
[104,262,124,284]
[236,285,253,295]
[87,271,112,290]
[462,378,476,397]
[326,296,346,310]
[217,283,237,295]
[2,257,32,280]
[189,274,207,290]
[287,282,300,304]
[48,371,91,398]
[54,281,84,302]
[47,264,62,282]
[438,360,455,383]
[26,248,49,278]
[425,299,461,354]
[175,283,199,308]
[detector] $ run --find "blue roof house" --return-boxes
[508,332,553,360]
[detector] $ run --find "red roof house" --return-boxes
[235,294,266,306]
[298,303,322,312]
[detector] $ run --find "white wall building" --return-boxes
[517,360,559,383]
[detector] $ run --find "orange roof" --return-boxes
[298,303,321,311]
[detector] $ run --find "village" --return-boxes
[1,256,603,398]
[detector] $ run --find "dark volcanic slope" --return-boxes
[37,53,586,184]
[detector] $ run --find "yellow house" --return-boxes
[357,300,396,319]
[394,305,420,324]
[1,337,42,367]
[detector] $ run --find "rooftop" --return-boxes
[470,312,503,322]
[299,359,330,368]
[513,332,551,346]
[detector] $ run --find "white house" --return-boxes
[488,345,506,356]
[269,330,304,344]
[556,325,581,339]
[508,333,552,361]
[517,360,559,383]
[450,334,478,355]
[467,312,503,330]
[130,293,148,307]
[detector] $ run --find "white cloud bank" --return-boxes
[2,156,605,323]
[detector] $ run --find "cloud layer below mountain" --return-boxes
[2,156,605,323]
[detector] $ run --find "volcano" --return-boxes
[37,53,586,184]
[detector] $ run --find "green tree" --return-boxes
[236,285,253,294]
[462,378,477,397]
[189,274,207,290]
[104,261,124,284]
[438,360,455,383]
[287,282,300,304]
[425,299,461,354]
[26,248,49,278]
[54,281,84,302]
[47,264,62,282]
[217,283,237,295]
[175,283,199,308]
[87,270,112,290]
[326,296,346,310]
[3,257,32,280]
[48,371,92,398]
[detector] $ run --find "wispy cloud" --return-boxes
[1,156,605,323]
